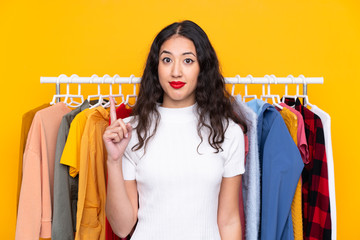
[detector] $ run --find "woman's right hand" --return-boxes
[103,96,133,162]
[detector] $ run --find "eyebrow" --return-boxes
[160,50,196,57]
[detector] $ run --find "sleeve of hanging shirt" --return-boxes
[15,116,43,240]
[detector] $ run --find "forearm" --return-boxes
[106,158,136,237]
[218,220,242,240]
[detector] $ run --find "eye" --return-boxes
[162,57,172,63]
[184,58,194,64]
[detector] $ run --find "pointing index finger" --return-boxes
[109,96,117,124]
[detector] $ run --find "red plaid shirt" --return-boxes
[284,98,331,240]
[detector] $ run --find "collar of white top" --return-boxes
[157,103,198,123]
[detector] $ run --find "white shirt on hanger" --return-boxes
[310,105,336,240]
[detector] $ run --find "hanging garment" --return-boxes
[279,103,309,164]
[74,106,110,240]
[61,108,95,178]
[311,105,336,240]
[17,103,50,216]
[247,99,303,240]
[234,96,260,240]
[58,107,96,237]
[52,100,90,240]
[16,102,72,240]
[277,106,304,240]
[279,102,310,240]
[106,103,133,240]
[284,98,331,240]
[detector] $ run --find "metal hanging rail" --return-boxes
[40,74,323,85]
[40,74,324,97]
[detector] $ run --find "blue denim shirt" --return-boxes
[247,99,304,240]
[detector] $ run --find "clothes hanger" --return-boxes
[65,74,84,108]
[97,74,111,109]
[50,74,68,105]
[281,74,298,103]
[295,75,314,108]
[124,74,137,108]
[231,82,236,96]
[50,74,84,107]
[260,75,283,109]
[102,74,125,109]
[242,75,257,102]
[281,74,313,108]
[88,74,105,109]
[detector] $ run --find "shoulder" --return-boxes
[224,119,244,145]
[262,104,283,124]
[226,119,244,135]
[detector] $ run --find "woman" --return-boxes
[103,20,247,239]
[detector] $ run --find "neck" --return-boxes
[161,96,196,108]
[157,103,198,122]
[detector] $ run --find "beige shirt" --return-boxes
[17,103,49,216]
[16,103,71,240]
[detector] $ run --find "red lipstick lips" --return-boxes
[169,81,186,89]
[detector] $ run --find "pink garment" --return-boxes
[279,103,309,164]
[16,103,71,240]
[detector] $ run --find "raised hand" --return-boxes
[103,96,133,162]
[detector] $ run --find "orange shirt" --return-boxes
[60,108,94,177]
[75,106,110,240]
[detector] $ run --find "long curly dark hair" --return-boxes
[131,20,247,153]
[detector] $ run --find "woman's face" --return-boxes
[158,35,200,108]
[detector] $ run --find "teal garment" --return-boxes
[52,100,90,240]
[247,99,304,240]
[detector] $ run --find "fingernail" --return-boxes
[125,133,128,138]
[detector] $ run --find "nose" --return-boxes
[171,60,182,78]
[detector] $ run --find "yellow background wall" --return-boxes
[1,0,359,239]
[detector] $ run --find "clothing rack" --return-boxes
[35,74,334,240]
[40,74,324,102]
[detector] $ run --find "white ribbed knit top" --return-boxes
[122,104,245,240]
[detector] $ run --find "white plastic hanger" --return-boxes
[281,74,299,104]
[66,74,84,108]
[124,74,137,108]
[242,75,257,102]
[281,74,313,108]
[50,74,84,107]
[88,74,105,109]
[50,74,67,105]
[102,74,125,109]
[260,75,283,109]
[97,74,111,109]
[295,75,314,108]
[231,82,236,96]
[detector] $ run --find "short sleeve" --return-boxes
[122,146,137,180]
[223,122,246,177]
